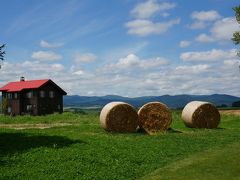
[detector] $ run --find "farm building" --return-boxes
[0,77,67,115]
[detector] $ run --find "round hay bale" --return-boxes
[181,101,220,129]
[138,102,172,134]
[100,102,138,132]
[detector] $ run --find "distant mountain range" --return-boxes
[0,94,239,109]
[63,94,240,109]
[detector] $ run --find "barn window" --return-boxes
[7,107,11,113]
[49,91,55,98]
[40,91,45,98]
[7,93,12,99]
[14,93,18,99]
[26,91,33,98]
[26,105,33,112]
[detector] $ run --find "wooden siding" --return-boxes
[3,92,20,115]
[21,90,38,115]
[37,83,63,115]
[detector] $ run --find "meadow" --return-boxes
[0,110,240,179]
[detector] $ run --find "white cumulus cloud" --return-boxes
[74,53,97,63]
[223,59,240,66]
[210,17,239,41]
[21,61,64,72]
[131,0,176,19]
[191,10,221,21]
[179,40,191,48]
[31,51,62,61]
[195,33,214,42]
[195,17,239,43]
[188,21,207,29]
[126,18,180,36]
[175,64,210,74]
[40,40,64,48]
[117,54,140,68]
[72,70,85,75]
[189,10,221,30]
[180,49,237,62]
[1,53,240,97]
[102,53,168,72]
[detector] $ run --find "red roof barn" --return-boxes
[0,77,67,115]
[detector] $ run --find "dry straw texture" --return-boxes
[100,102,138,132]
[138,102,172,134]
[181,101,220,128]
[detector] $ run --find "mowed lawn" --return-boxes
[0,111,240,179]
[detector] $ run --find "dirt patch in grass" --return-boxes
[0,123,73,130]
[220,110,240,116]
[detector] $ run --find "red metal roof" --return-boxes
[0,79,49,92]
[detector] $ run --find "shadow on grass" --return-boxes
[216,127,225,130]
[0,132,84,158]
[135,128,183,135]
[167,128,183,133]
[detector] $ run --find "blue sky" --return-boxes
[0,0,239,96]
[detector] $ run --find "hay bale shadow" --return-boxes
[216,127,225,130]
[167,127,183,133]
[136,127,148,134]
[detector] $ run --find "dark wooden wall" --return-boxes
[37,83,63,115]
[2,92,20,115]
[21,90,38,115]
[2,82,64,116]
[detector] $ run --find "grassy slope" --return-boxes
[0,111,240,179]
[141,143,240,180]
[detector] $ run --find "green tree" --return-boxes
[232,6,240,57]
[1,96,7,114]
[0,44,6,69]
[232,100,240,107]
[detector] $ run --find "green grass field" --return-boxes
[0,111,240,179]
